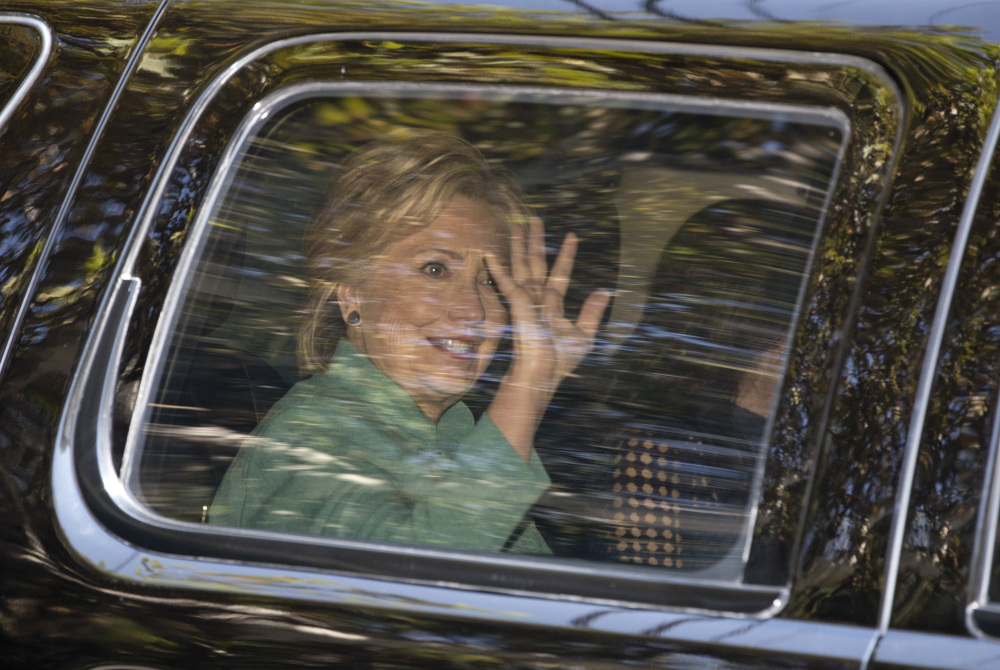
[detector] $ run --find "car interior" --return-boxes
[120,93,841,577]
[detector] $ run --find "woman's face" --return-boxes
[338,196,508,421]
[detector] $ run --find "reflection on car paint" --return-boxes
[5,0,1000,667]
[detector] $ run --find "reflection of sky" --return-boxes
[440,0,1000,41]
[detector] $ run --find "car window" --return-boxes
[55,34,900,610]
[121,85,844,580]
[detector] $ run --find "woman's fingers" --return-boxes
[485,252,519,300]
[495,219,610,370]
[508,225,528,284]
[575,289,612,338]
[547,232,577,298]
[527,217,548,282]
[510,218,579,296]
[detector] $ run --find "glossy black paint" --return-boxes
[4,1,1000,668]
[789,38,1000,625]
[0,4,159,353]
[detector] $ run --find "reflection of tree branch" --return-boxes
[710,620,762,643]
[746,0,785,22]
[642,616,706,636]
[929,2,996,24]
[570,607,615,628]
[643,0,724,26]
[563,0,616,21]
[817,0,861,12]
[642,0,688,20]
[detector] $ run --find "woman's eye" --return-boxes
[481,274,497,288]
[421,261,446,277]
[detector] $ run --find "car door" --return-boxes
[6,1,1000,667]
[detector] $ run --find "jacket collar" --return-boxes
[326,339,475,452]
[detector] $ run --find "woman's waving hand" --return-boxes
[486,217,611,461]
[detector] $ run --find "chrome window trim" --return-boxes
[867,91,1000,651]
[0,14,52,132]
[969,327,1000,636]
[967,99,1000,640]
[53,31,896,623]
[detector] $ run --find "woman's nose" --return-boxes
[447,282,486,322]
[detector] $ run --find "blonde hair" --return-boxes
[298,129,530,376]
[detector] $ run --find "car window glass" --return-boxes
[123,88,844,580]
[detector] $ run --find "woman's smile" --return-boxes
[427,336,481,358]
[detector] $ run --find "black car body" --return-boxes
[6,1,1000,668]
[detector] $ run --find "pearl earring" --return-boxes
[347,311,361,326]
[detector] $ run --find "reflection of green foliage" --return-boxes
[0,237,43,299]
[84,241,110,275]
[23,389,59,421]
[146,35,194,57]
[34,243,115,310]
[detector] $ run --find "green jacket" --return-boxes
[209,340,552,554]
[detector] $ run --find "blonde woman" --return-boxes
[210,130,610,554]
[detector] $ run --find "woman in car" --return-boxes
[209,130,610,554]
